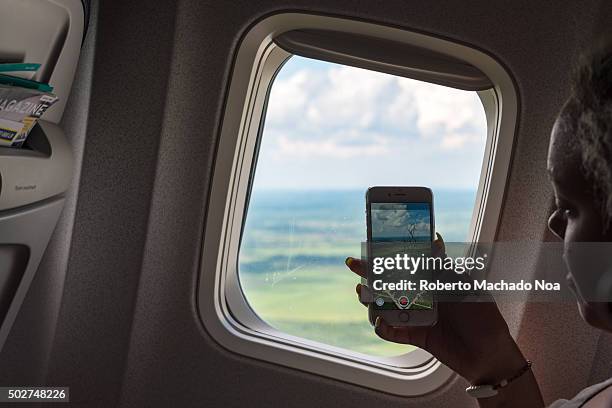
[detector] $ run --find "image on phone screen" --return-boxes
[370,202,433,311]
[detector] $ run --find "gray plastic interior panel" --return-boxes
[0,121,73,211]
[0,0,81,355]
[0,245,29,325]
[274,29,493,91]
[0,197,65,351]
[0,0,85,123]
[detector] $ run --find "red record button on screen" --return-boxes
[399,296,409,306]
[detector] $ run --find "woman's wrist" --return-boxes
[466,334,527,385]
[464,336,543,408]
[477,370,544,408]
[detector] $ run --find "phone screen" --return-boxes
[369,202,433,311]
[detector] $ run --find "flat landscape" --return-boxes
[239,189,475,357]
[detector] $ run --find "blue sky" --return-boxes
[253,56,488,191]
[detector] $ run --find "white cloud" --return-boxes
[276,133,390,159]
[414,221,430,233]
[440,132,475,150]
[266,70,316,127]
[265,62,486,154]
[267,64,398,132]
[372,207,430,237]
[253,56,489,189]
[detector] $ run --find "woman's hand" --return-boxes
[346,233,527,386]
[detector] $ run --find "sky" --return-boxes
[371,203,430,239]
[252,55,488,191]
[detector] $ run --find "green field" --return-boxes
[241,262,414,356]
[239,189,475,357]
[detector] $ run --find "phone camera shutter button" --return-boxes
[399,312,410,322]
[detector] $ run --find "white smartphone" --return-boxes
[365,186,438,327]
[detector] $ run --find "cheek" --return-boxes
[562,212,610,300]
[576,300,612,332]
[565,209,605,243]
[568,257,612,331]
[563,212,612,310]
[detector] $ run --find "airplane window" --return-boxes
[238,55,488,357]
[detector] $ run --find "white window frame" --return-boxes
[197,13,518,396]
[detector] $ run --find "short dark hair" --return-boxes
[563,40,612,230]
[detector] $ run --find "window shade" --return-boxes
[274,29,493,91]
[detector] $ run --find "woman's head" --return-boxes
[548,41,612,330]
